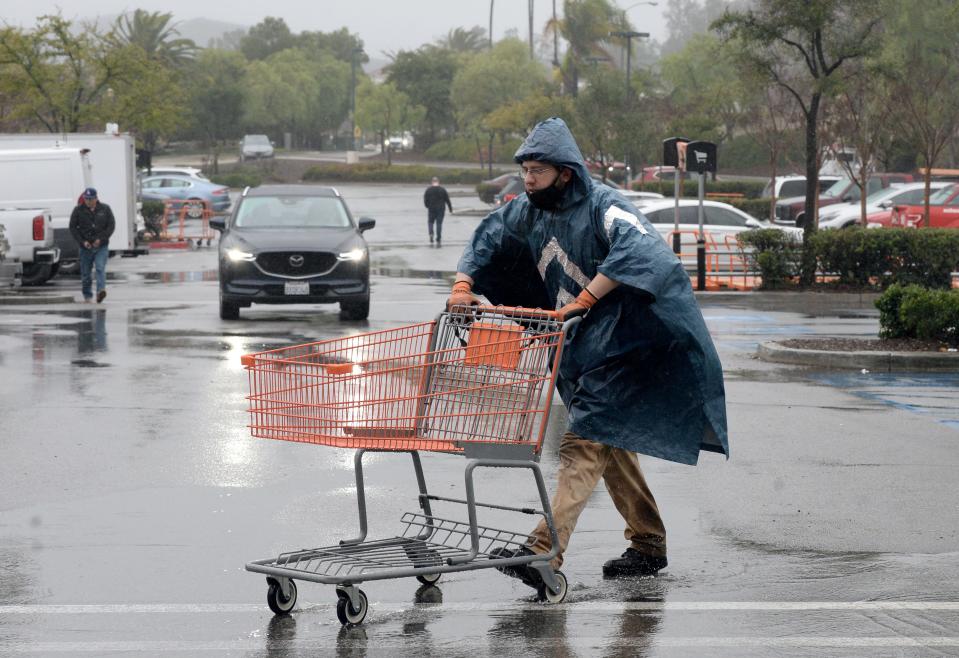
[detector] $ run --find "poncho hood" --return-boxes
[514,117,592,209]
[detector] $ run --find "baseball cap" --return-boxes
[82,187,98,199]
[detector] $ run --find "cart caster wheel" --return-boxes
[336,589,369,626]
[537,571,568,604]
[266,579,297,615]
[416,572,441,586]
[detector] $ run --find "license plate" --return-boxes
[284,281,310,295]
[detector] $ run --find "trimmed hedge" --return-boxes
[140,200,165,221]
[809,228,959,289]
[727,197,773,220]
[876,284,959,344]
[302,163,494,184]
[737,228,802,289]
[632,179,767,199]
[424,136,523,164]
[210,170,263,189]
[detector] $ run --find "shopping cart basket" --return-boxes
[242,306,579,625]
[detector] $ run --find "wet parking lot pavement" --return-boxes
[1,183,958,656]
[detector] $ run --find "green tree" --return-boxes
[185,49,247,172]
[240,17,295,61]
[387,47,460,146]
[297,28,367,64]
[659,33,744,145]
[355,80,425,165]
[451,39,549,175]
[0,14,136,132]
[243,49,314,144]
[108,46,187,153]
[714,0,883,284]
[436,26,488,53]
[879,0,959,227]
[114,10,196,67]
[547,0,629,97]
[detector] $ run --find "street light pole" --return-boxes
[609,30,649,189]
[350,47,363,152]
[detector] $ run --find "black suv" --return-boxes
[211,185,375,320]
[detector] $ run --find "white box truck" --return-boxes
[0,147,92,282]
[0,133,143,269]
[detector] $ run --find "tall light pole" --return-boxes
[609,30,649,188]
[350,46,363,152]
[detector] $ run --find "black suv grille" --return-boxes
[256,252,337,277]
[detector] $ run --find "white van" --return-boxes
[0,133,141,263]
[0,147,92,264]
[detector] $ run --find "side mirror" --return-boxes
[358,217,376,232]
[209,218,226,232]
[745,218,762,229]
[878,200,892,209]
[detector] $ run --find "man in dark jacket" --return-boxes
[69,187,115,303]
[423,177,453,246]
[447,117,728,586]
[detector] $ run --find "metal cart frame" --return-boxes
[242,306,578,625]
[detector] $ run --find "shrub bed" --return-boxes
[737,228,803,289]
[809,228,959,289]
[209,170,263,189]
[876,284,959,345]
[302,163,492,185]
[632,179,767,199]
[140,200,165,221]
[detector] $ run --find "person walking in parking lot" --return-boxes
[69,187,115,304]
[447,117,728,586]
[423,176,453,246]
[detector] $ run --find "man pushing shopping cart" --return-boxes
[241,117,728,626]
[447,116,729,589]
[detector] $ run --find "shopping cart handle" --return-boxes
[464,305,562,320]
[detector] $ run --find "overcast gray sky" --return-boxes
[4,0,667,57]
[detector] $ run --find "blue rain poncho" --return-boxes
[457,117,728,465]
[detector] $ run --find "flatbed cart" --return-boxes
[241,306,579,625]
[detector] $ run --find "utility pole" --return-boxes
[609,30,649,189]
[552,0,559,69]
[489,0,494,49]
[529,0,535,60]
[350,47,363,152]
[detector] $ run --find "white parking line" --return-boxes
[2,601,958,614]
[5,637,959,653]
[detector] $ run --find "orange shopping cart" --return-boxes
[242,306,580,625]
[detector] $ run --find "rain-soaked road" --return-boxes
[1,183,957,657]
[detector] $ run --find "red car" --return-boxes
[890,183,959,228]
[774,173,914,226]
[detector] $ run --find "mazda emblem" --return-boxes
[288,254,305,268]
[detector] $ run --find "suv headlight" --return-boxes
[226,248,255,262]
[338,248,366,261]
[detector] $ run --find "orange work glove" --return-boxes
[447,280,481,310]
[557,287,597,321]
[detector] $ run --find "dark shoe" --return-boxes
[429,236,434,244]
[96,289,107,303]
[602,548,667,579]
[489,546,543,589]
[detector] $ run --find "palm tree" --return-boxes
[115,10,196,67]
[437,26,487,53]
[546,0,629,96]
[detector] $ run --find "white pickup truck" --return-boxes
[0,223,23,288]
[0,208,59,285]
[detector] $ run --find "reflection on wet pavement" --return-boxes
[808,371,959,431]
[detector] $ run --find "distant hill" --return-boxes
[174,18,247,49]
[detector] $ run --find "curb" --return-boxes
[0,293,77,306]
[757,341,959,372]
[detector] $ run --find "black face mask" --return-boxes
[527,180,566,211]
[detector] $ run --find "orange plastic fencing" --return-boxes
[666,230,761,291]
[155,200,216,245]
[242,310,566,454]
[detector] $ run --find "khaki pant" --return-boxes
[529,431,666,569]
